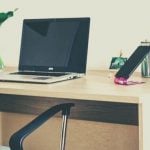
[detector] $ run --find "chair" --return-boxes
[0,103,74,150]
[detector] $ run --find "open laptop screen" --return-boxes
[19,18,90,73]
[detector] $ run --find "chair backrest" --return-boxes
[9,103,74,150]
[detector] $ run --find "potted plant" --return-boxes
[0,8,18,69]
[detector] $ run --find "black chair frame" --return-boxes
[9,103,74,150]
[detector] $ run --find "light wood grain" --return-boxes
[0,68,150,103]
[0,94,138,125]
[1,112,139,150]
[0,68,143,150]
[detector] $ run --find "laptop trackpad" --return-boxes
[32,77,52,80]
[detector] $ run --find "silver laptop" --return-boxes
[0,17,90,83]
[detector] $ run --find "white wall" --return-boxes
[0,0,150,70]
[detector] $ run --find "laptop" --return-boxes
[0,17,90,83]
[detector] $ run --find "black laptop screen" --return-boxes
[19,18,90,73]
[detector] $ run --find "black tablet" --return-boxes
[115,46,150,79]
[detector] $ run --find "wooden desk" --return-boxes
[0,69,149,150]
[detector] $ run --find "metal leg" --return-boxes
[60,114,68,150]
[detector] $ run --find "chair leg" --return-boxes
[60,114,68,150]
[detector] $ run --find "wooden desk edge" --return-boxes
[0,94,139,126]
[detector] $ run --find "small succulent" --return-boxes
[109,51,127,69]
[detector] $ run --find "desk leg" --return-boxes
[140,96,150,150]
[0,112,2,145]
[139,104,143,150]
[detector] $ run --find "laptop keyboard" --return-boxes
[11,72,69,77]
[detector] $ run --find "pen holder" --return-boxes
[141,51,150,77]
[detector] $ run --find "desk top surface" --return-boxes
[0,68,149,104]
